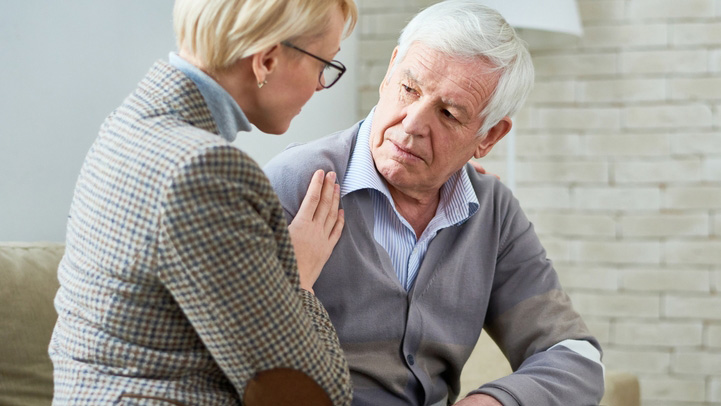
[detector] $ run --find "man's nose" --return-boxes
[401,101,432,137]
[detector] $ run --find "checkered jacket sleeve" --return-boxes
[158,144,352,404]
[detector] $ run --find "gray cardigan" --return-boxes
[265,122,604,406]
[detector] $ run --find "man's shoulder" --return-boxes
[462,163,515,206]
[458,163,530,232]
[265,122,360,172]
[263,121,361,210]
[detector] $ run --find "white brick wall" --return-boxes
[625,105,713,129]
[665,295,721,320]
[614,321,703,346]
[581,24,667,48]
[707,324,721,347]
[579,0,625,21]
[713,50,721,71]
[534,53,618,76]
[674,351,721,375]
[574,240,662,264]
[527,80,576,103]
[621,268,711,292]
[671,77,721,100]
[615,159,703,184]
[620,214,709,237]
[538,107,622,130]
[673,23,721,46]
[515,134,583,156]
[621,50,707,74]
[357,1,721,404]
[665,241,721,265]
[516,160,608,183]
[603,348,671,374]
[665,187,721,210]
[573,291,661,317]
[557,265,619,290]
[532,213,616,237]
[627,0,715,19]
[672,133,721,154]
[641,377,706,403]
[579,78,666,103]
[712,379,721,403]
[586,133,671,156]
[573,187,661,210]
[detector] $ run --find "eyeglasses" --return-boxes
[281,41,346,89]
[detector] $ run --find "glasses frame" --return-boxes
[281,41,346,89]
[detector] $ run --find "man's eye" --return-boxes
[402,84,415,93]
[442,109,456,120]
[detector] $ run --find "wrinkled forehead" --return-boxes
[396,41,498,70]
[395,43,499,84]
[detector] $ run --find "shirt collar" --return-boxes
[342,107,479,224]
[341,108,390,198]
[168,52,252,142]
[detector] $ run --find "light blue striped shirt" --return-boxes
[341,109,479,290]
[168,52,252,142]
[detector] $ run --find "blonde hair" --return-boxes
[173,0,357,72]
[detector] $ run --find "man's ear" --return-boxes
[473,116,512,159]
[379,46,400,93]
[251,44,281,85]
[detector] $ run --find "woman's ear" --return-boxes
[473,117,512,159]
[379,46,400,93]
[251,44,281,85]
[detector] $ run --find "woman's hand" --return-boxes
[453,394,503,406]
[288,170,345,294]
[468,160,499,180]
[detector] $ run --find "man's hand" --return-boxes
[468,160,500,180]
[454,394,503,406]
[288,170,344,294]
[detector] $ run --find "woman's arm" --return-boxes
[158,145,352,405]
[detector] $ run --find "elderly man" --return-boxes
[265,1,604,405]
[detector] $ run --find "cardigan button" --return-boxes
[406,354,415,365]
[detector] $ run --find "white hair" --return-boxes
[392,0,534,136]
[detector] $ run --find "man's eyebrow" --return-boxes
[402,69,421,85]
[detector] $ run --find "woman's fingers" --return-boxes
[313,171,337,223]
[323,183,341,234]
[296,169,325,221]
[328,208,344,245]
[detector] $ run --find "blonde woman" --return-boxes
[49,0,357,405]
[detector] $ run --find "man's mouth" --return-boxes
[389,140,423,162]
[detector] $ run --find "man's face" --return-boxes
[369,43,507,199]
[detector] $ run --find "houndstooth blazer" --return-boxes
[49,60,352,405]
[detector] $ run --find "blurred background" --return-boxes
[1,1,720,405]
[0,1,358,242]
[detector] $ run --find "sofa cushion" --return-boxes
[0,242,64,406]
